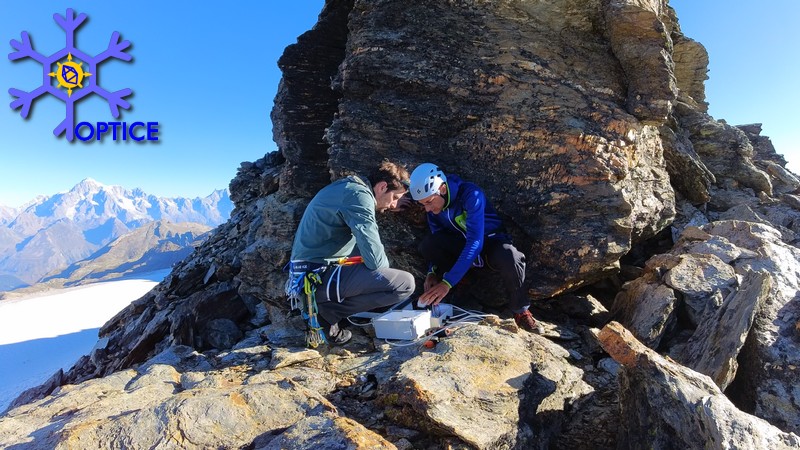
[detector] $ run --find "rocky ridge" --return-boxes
[2,0,800,449]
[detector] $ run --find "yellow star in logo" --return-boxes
[49,53,92,97]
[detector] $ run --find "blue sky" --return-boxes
[671,0,800,175]
[1,2,797,207]
[0,2,324,207]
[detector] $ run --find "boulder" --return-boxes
[612,269,678,348]
[258,413,397,449]
[662,253,737,326]
[382,323,592,449]
[0,363,338,450]
[674,270,771,390]
[614,220,800,433]
[704,221,800,434]
[599,322,800,449]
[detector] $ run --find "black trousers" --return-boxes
[418,232,529,311]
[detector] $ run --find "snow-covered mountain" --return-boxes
[0,179,233,290]
[0,204,17,226]
[7,179,232,236]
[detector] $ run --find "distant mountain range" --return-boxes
[3,221,211,298]
[0,179,233,291]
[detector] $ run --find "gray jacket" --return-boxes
[290,175,389,270]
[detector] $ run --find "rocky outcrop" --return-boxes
[0,346,347,449]
[326,0,676,299]
[382,323,592,449]
[677,269,771,390]
[613,220,800,433]
[272,0,354,200]
[668,5,709,112]
[599,321,800,449]
[741,123,790,168]
[0,320,597,450]
[675,102,773,197]
[49,212,263,386]
[603,0,677,122]
[4,0,800,448]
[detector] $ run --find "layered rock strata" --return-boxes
[3,0,800,448]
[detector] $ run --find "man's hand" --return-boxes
[424,273,440,291]
[389,194,413,212]
[419,281,451,306]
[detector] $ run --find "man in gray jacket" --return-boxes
[288,161,415,345]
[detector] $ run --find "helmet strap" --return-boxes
[442,184,451,210]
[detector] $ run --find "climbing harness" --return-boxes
[285,256,364,348]
[285,261,328,347]
[325,256,363,304]
[302,270,326,347]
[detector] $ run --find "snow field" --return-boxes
[0,271,167,413]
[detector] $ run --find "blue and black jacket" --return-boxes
[426,173,508,287]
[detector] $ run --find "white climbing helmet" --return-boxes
[409,163,447,201]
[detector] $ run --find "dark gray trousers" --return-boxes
[314,265,415,325]
[418,232,529,311]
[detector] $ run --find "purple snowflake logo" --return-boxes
[8,9,133,142]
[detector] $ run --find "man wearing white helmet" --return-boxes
[408,163,544,333]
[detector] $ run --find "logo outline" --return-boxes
[8,9,133,142]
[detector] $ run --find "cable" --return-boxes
[346,316,374,327]
[344,301,495,346]
[446,305,493,325]
[383,338,426,347]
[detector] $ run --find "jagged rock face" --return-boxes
[272,0,354,200]
[613,221,800,434]
[599,322,800,449]
[603,0,677,122]
[676,103,773,198]
[322,0,677,298]
[667,4,709,113]
[740,123,789,168]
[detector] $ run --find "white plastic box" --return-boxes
[373,309,431,340]
[398,302,453,328]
